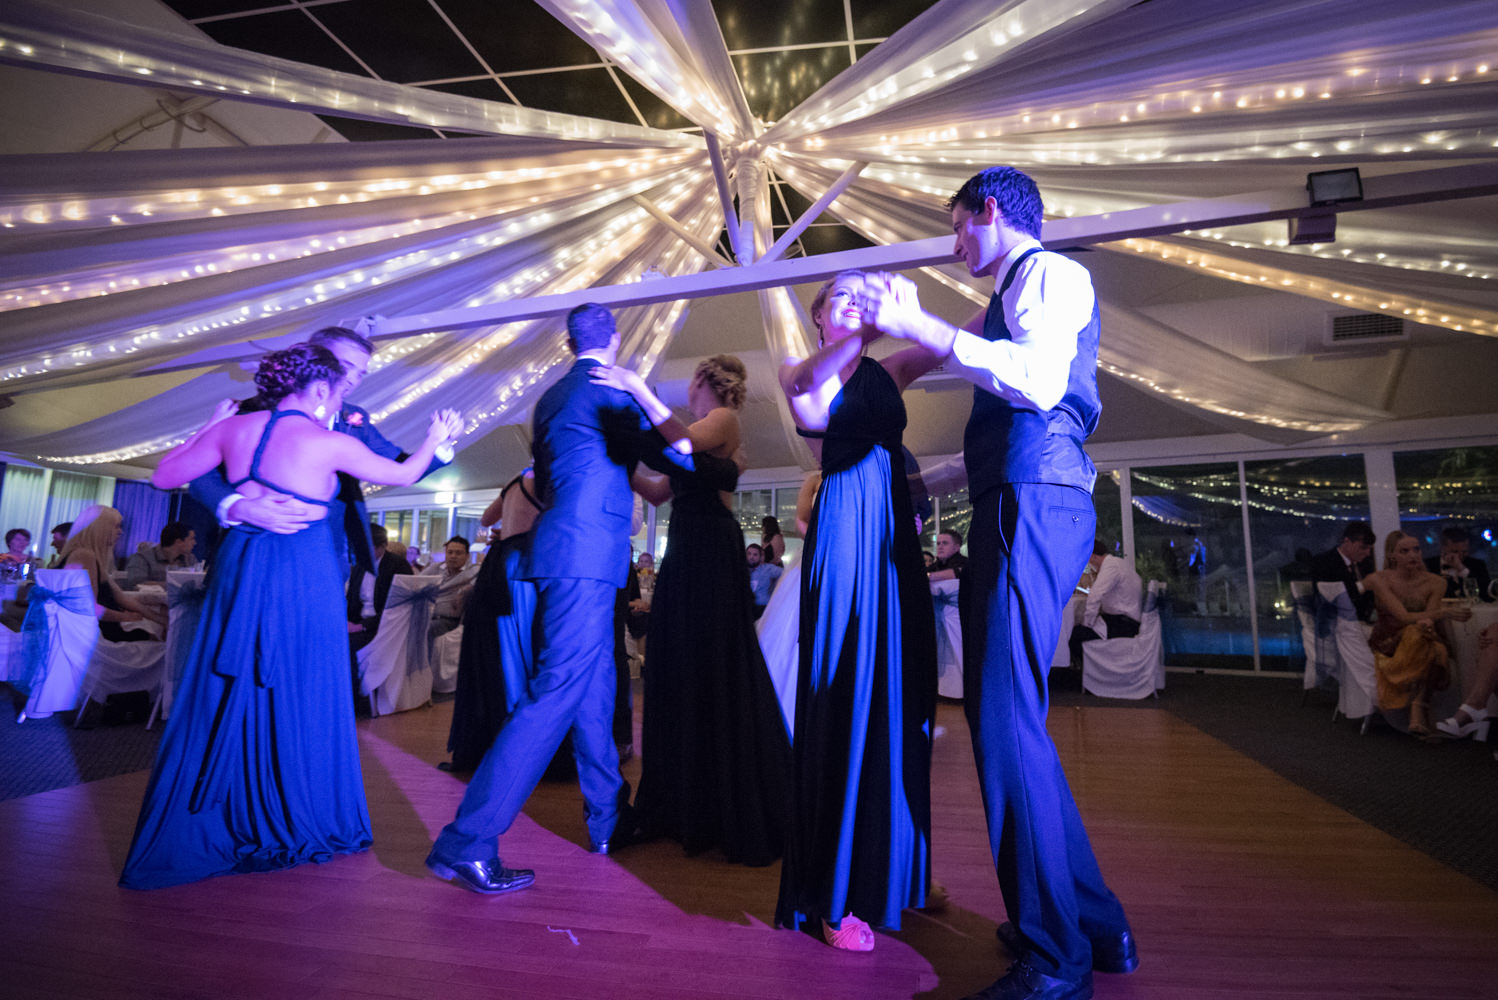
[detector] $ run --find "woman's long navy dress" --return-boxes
[775,358,937,932]
[631,472,791,866]
[120,411,372,889]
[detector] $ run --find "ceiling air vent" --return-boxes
[1326,311,1406,346]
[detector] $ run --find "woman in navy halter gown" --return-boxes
[121,345,461,889]
[773,271,942,951]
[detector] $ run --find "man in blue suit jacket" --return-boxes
[188,325,448,575]
[426,303,738,895]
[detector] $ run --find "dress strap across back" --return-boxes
[228,409,332,506]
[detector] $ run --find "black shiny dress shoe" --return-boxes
[961,960,1092,1000]
[588,838,610,855]
[996,922,1138,975]
[426,854,535,895]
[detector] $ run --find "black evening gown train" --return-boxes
[775,357,937,932]
[631,475,791,866]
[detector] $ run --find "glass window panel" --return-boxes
[380,509,413,547]
[1131,463,1251,669]
[935,487,969,560]
[1093,472,1124,556]
[737,488,774,543]
[1244,455,1370,674]
[1395,445,1498,593]
[417,510,449,553]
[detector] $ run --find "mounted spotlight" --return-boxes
[1306,167,1363,206]
[1288,168,1362,246]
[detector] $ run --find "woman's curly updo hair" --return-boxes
[254,344,346,403]
[694,354,748,410]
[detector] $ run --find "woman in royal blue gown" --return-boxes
[121,345,461,889]
[773,272,941,951]
[593,355,791,867]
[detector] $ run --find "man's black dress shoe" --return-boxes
[961,960,1092,1000]
[995,922,1138,975]
[588,839,610,855]
[426,854,535,895]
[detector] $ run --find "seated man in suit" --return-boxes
[1310,520,1377,621]
[123,521,197,589]
[426,302,738,896]
[1069,541,1143,665]
[347,523,412,653]
[1425,525,1493,602]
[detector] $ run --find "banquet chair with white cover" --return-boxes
[1290,580,1341,696]
[149,569,209,727]
[431,624,463,695]
[1,612,21,683]
[1316,582,1388,731]
[357,573,440,716]
[16,568,165,721]
[1081,581,1165,700]
[931,577,964,700]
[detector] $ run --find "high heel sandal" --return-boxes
[1436,706,1490,740]
[822,914,876,952]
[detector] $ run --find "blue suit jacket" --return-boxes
[525,358,737,586]
[187,400,446,576]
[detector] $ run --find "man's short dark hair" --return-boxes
[1440,525,1470,545]
[1342,521,1376,545]
[370,523,389,548]
[160,521,192,547]
[940,528,964,546]
[746,543,763,555]
[308,325,375,355]
[445,535,471,552]
[52,522,72,537]
[567,303,615,353]
[5,528,30,546]
[1093,539,1111,557]
[947,166,1044,239]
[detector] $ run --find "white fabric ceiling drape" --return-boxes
[2,0,1497,473]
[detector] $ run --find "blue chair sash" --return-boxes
[17,581,95,699]
[385,581,439,679]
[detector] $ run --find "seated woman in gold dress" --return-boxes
[1362,531,1471,734]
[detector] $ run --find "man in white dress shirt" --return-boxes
[1068,542,1143,665]
[860,166,1134,1000]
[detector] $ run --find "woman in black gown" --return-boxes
[443,469,542,772]
[592,355,791,866]
[773,271,941,951]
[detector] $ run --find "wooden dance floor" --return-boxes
[3,698,1496,999]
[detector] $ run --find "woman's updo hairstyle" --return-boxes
[254,344,345,403]
[694,354,748,410]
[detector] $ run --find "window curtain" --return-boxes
[111,479,170,566]
[0,466,50,562]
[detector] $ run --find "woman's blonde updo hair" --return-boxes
[694,354,748,410]
[809,269,868,339]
